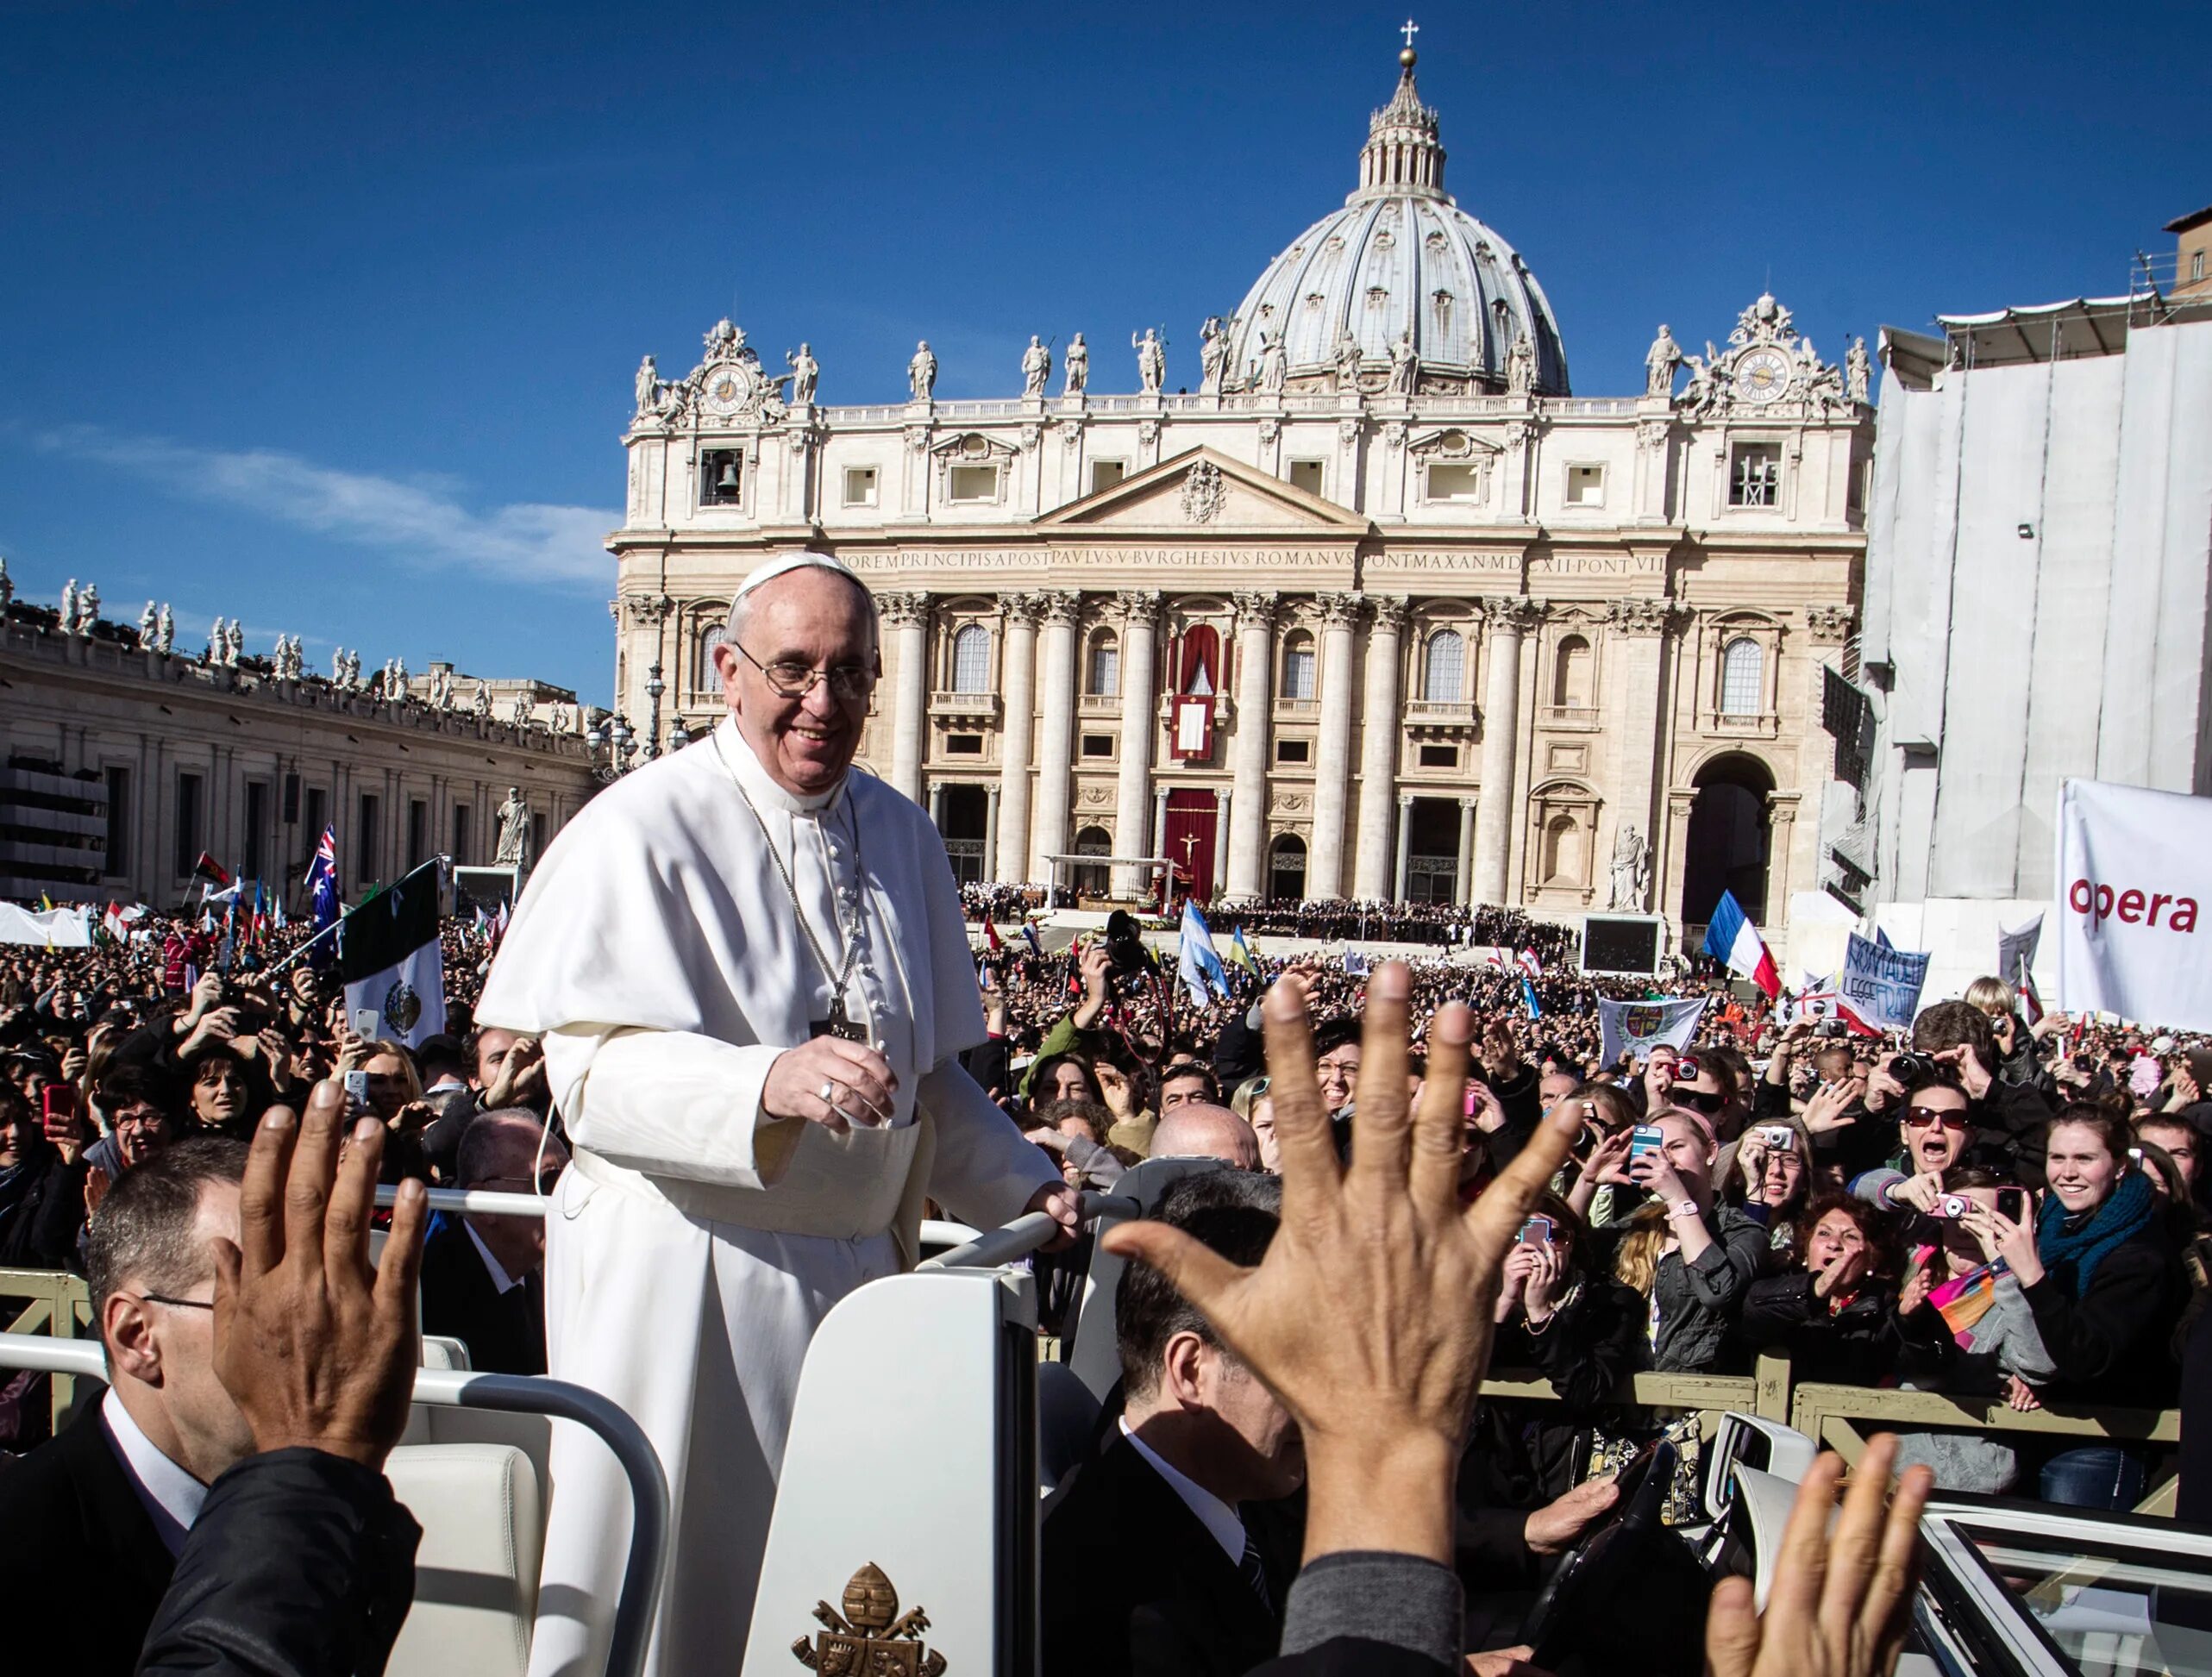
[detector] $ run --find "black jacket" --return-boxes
[0,1143,90,1268]
[2021,1220,2179,1405]
[0,1399,175,1675]
[137,1448,420,1677]
[1739,1271,1900,1384]
[419,1217,546,1375]
[1043,1434,1295,1677]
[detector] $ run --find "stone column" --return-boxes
[1602,597,1680,905]
[880,591,931,804]
[984,784,1001,880]
[928,781,944,829]
[1225,591,1277,898]
[1112,590,1162,897]
[1471,597,1542,905]
[1213,788,1233,897]
[1027,591,1082,885]
[1152,785,1169,855]
[1393,793,1414,898]
[1307,591,1363,899]
[994,594,1042,881]
[1456,798,1477,904]
[1352,597,1407,899]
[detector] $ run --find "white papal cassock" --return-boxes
[476,715,1056,1677]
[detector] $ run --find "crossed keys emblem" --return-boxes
[791,1562,948,1676]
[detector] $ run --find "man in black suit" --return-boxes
[1043,1172,1301,1677]
[420,1109,563,1374]
[0,1136,254,1675]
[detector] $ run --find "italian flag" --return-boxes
[340,864,446,1048]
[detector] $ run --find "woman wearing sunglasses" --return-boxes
[1848,1068,1977,1222]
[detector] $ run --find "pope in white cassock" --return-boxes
[477,554,1072,1676]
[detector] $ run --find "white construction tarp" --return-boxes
[2054,778,2212,1029]
[0,903,93,948]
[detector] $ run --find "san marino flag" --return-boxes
[340,863,446,1048]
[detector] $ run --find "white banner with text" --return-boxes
[2056,778,2212,1029]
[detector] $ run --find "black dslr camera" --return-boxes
[1889,1049,1941,1084]
[1103,910,1155,987]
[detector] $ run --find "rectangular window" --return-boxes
[700,449,743,507]
[103,766,131,876]
[304,787,327,854]
[1729,443,1781,507]
[1565,464,1606,507]
[1088,460,1126,494]
[356,794,380,884]
[944,733,984,755]
[1418,743,1459,768]
[947,464,999,502]
[2196,250,2207,283]
[1288,460,1325,497]
[452,804,472,866]
[407,798,428,870]
[1282,646,1317,701]
[1275,738,1312,764]
[843,466,879,507]
[1081,733,1115,759]
[173,771,203,878]
[244,781,267,879]
[1425,462,1482,503]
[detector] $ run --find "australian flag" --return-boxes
[305,825,341,967]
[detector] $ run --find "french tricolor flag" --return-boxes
[1703,889,1781,999]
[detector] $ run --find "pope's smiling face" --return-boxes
[717,568,880,798]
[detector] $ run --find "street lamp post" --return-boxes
[643,662,665,761]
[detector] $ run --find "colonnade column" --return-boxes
[984,785,1001,884]
[1027,591,1082,885]
[994,594,1042,882]
[1471,596,1542,905]
[1352,597,1407,899]
[1393,793,1413,898]
[1307,591,1362,899]
[1213,788,1233,897]
[881,591,931,804]
[1225,591,1276,898]
[1112,590,1162,897]
[1455,798,1476,904]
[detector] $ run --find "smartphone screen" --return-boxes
[342,1069,371,1116]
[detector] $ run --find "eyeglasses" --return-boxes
[479,1163,566,1195]
[132,1292,212,1311]
[1903,1106,1971,1133]
[1673,1087,1729,1115]
[734,642,875,704]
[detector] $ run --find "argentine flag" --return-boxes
[1177,899,1232,1009]
[1702,889,1781,999]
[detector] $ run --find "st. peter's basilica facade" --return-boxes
[605,46,1868,936]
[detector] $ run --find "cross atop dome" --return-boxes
[1400,16,1419,53]
[1358,28,1444,202]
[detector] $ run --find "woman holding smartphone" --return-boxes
[1965,1105,2179,1506]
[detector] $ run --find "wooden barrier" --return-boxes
[0,1267,94,1430]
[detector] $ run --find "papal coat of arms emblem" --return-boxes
[1622,1004,1663,1040]
[791,1561,948,1676]
[380,981,422,1036]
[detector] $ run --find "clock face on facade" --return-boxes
[1733,346,1793,404]
[700,366,754,417]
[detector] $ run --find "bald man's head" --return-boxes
[1150,1103,1260,1170]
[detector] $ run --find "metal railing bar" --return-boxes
[917,1192,1137,1271]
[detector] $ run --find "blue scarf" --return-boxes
[2034,1168,2154,1297]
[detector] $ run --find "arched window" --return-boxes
[950,623,991,694]
[692,622,724,695]
[1720,636,1763,715]
[1087,629,1119,698]
[1269,835,1308,903]
[1281,630,1317,701]
[1552,634,1592,708]
[1424,629,1464,701]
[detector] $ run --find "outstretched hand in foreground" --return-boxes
[1104,961,1932,1677]
[212,1079,428,1467]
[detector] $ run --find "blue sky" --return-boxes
[3,1,2203,704]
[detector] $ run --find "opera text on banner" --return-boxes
[2056,778,2212,1030]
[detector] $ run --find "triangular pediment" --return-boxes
[1037,447,1369,532]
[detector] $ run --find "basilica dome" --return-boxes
[1214,50,1570,397]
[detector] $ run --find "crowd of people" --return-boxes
[4,896,2209,1673]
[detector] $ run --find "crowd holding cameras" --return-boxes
[4,895,2208,1677]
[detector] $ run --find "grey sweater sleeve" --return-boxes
[1276,1551,1463,1665]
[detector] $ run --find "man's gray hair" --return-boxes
[86,1135,249,1342]
[457,1107,548,1189]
